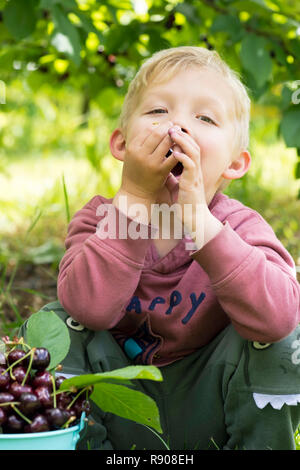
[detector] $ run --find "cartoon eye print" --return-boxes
[66,316,85,331]
[252,341,272,350]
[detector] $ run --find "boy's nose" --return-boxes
[173,124,189,134]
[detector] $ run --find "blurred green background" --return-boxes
[0,0,299,341]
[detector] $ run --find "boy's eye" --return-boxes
[196,115,216,125]
[148,108,167,114]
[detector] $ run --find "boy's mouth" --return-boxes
[165,149,184,177]
[171,161,184,177]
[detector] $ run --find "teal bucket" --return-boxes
[0,413,86,450]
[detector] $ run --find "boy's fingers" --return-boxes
[168,129,200,163]
[140,121,173,153]
[153,134,175,158]
[161,151,179,173]
[173,151,195,171]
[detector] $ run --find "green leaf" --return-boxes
[25,241,64,265]
[91,382,162,433]
[26,310,70,370]
[3,0,38,40]
[174,3,201,24]
[146,28,171,52]
[290,39,300,61]
[104,23,141,54]
[280,108,300,148]
[75,11,104,41]
[240,34,272,88]
[295,161,300,179]
[210,14,243,41]
[50,4,82,65]
[60,365,163,390]
[40,0,77,8]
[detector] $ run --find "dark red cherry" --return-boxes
[19,392,41,416]
[32,370,53,389]
[32,348,50,370]
[12,366,30,384]
[56,391,72,409]
[62,408,76,425]
[55,375,66,389]
[0,367,10,390]
[45,408,69,427]
[73,398,91,417]
[24,414,49,433]
[10,381,33,398]
[0,392,15,409]
[5,413,24,432]
[34,386,53,408]
[0,407,7,425]
[7,349,28,367]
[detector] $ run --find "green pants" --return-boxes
[23,301,300,450]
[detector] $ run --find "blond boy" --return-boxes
[50,47,300,449]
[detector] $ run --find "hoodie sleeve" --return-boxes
[57,196,154,330]
[191,209,300,343]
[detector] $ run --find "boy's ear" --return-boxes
[222,150,251,180]
[109,128,126,162]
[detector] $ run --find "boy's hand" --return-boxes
[120,121,178,200]
[168,127,206,207]
[167,127,223,248]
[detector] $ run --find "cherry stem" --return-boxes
[0,401,20,407]
[11,404,32,425]
[21,348,35,387]
[67,386,88,410]
[50,389,73,397]
[9,368,16,382]
[50,373,57,408]
[2,337,31,352]
[61,415,76,429]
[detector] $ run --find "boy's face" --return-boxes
[116,66,250,205]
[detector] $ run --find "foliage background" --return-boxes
[0,0,299,337]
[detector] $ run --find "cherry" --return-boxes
[73,398,91,418]
[0,407,7,425]
[45,408,69,427]
[19,392,41,416]
[57,391,72,409]
[12,366,30,384]
[0,392,15,409]
[10,381,33,398]
[55,375,66,389]
[0,367,10,390]
[7,349,28,367]
[34,386,53,408]
[32,370,53,389]
[32,348,50,370]
[24,414,49,433]
[63,408,76,422]
[5,413,24,432]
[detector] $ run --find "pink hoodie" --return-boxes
[57,192,300,366]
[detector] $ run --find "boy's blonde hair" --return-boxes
[119,46,251,155]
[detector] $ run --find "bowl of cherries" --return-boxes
[0,309,164,450]
[0,337,90,450]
